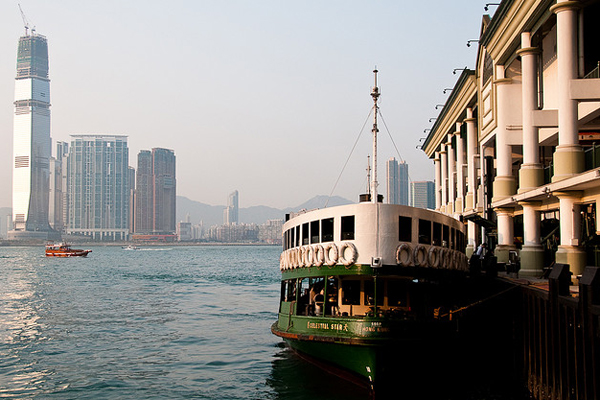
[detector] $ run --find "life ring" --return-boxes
[291,248,298,268]
[314,245,325,267]
[428,246,440,268]
[305,246,314,266]
[324,243,338,266]
[280,253,285,270]
[413,245,428,267]
[338,242,358,266]
[395,243,412,266]
[297,247,305,267]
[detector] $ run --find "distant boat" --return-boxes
[122,245,139,250]
[45,242,92,257]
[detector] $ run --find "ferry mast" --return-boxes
[370,69,380,203]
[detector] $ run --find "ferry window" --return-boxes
[387,280,408,307]
[291,228,295,249]
[302,223,309,245]
[297,279,311,316]
[458,231,465,251]
[341,216,355,240]
[325,277,339,316]
[341,280,360,305]
[295,226,300,247]
[285,279,296,302]
[433,222,442,246]
[310,220,320,244]
[398,216,412,242]
[418,219,431,245]
[322,218,334,242]
[443,225,449,247]
[451,228,456,250]
[364,280,384,306]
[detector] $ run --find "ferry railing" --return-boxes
[519,264,600,400]
[583,62,600,79]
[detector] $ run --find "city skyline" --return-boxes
[0,2,490,209]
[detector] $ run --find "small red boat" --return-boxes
[45,243,92,257]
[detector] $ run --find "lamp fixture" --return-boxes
[484,3,500,11]
[435,104,445,110]
[443,88,453,94]
[466,40,479,47]
[424,128,431,133]
[453,67,468,75]
[429,117,437,123]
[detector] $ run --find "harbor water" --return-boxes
[1,245,526,399]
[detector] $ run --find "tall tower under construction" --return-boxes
[9,29,53,239]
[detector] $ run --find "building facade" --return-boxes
[10,32,52,238]
[224,190,239,225]
[386,158,409,205]
[49,141,69,232]
[66,135,130,240]
[134,148,176,234]
[410,181,435,209]
[422,0,600,278]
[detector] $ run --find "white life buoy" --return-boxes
[338,242,358,266]
[298,247,306,268]
[395,243,412,266]
[305,246,314,266]
[280,253,285,270]
[291,248,298,268]
[324,243,338,266]
[428,246,440,268]
[413,245,428,267]
[314,245,325,267]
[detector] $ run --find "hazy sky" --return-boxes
[0,1,492,209]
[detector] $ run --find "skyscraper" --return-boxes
[386,158,409,206]
[49,141,69,232]
[67,135,130,241]
[398,161,409,206]
[134,148,176,234]
[386,158,399,205]
[9,31,52,238]
[152,148,176,233]
[224,190,239,225]
[410,181,435,209]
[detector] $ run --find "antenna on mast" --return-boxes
[370,69,380,203]
[18,4,30,36]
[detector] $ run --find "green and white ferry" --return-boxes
[271,71,471,392]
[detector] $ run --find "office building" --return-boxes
[410,181,435,209]
[386,158,409,205]
[66,135,130,240]
[224,190,239,225]
[9,31,53,239]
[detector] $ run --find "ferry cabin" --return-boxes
[279,203,468,320]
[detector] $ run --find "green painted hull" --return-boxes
[272,313,451,386]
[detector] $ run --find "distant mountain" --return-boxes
[176,195,352,226]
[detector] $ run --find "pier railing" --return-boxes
[520,264,600,400]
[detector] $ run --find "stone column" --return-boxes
[495,207,515,263]
[465,108,477,211]
[555,191,586,279]
[551,0,584,181]
[434,152,442,211]
[447,135,455,214]
[455,122,465,214]
[517,32,544,192]
[440,144,448,214]
[518,201,545,277]
[492,65,517,201]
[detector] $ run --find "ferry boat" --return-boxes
[45,242,92,257]
[271,71,475,392]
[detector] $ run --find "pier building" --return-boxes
[422,0,600,279]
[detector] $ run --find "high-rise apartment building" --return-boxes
[134,148,176,234]
[49,141,68,232]
[410,181,435,210]
[386,158,409,206]
[66,135,130,241]
[224,190,239,225]
[9,31,53,239]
